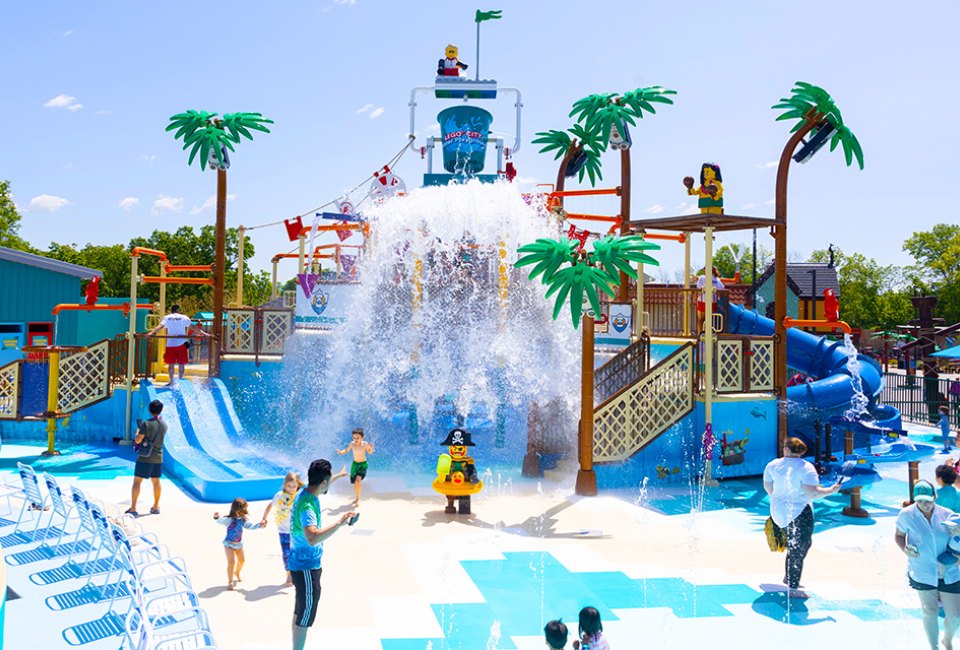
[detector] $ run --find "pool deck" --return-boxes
[1,426,952,649]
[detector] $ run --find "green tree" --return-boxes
[903,224,960,324]
[712,243,772,285]
[0,180,35,252]
[45,242,130,297]
[129,226,256,308]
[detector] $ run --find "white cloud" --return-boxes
[44,94,83,111]
[643,204,664,215]
[756,161,777,169]
[741,202,756,210]
[119,197,140,210]
[356,103,373,114]
[334,0,357,4]
[189,193,237,215]
[139,154,157,164]
[27,194,70,212]
[62,162,74,171]
[64,29,74,36]
[369,107,385,119]
[151,195,184,215]
[764,198,775,205]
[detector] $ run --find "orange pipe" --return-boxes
[783,317,852,334]
[141,276,214,286]
[565,212,619,223]
[164,264,212,273]
[550,187,621,198]
[131,247,167,261]
[643,232,687,243]
[52,303,154,316]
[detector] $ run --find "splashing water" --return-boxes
[274,181,581,464]
[842,334,870,420]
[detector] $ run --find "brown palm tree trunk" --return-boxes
[211,168,227,377]
[618,147,631,301]
[774,112,821,450]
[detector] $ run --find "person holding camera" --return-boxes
[126,399,167,517]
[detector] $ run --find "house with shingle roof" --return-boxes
[754,262,841,321]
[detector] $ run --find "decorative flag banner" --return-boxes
[340,254,356,276]
[319,211,364,223]
[284,216,304,242]
[335,224,353,242]
[297,273,319,299]
[567,224,589,251]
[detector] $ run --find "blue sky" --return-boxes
[2,1,957,279]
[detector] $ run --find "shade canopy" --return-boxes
[931,344,960,359]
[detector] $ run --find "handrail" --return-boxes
[164,264,212,273]
[595,341,694,412]
[783,317,852,334]
[131,247,167,261]
[52,303,155,316]
[140,276,214,286]
[550,187,621,198]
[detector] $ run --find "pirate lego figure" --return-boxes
[432,428,484,514]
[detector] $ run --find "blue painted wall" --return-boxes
[595,397,778,489]
[55,297,152,346]
[0,388,140,443]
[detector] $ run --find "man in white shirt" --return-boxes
[146,305,210,385]
[696,266,726,336]
[763,436,840,598]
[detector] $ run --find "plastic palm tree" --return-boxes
[517,233,660,495]
[166,110,273,375]
[516,235,660,328]
[768,82,863,446]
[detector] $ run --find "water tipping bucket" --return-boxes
[437,106,493,174]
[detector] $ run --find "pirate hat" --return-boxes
[439,428,475,446]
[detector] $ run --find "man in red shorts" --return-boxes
[146,304,210,385]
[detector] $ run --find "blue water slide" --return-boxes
[141,378,285,502]
[727,303,902,435]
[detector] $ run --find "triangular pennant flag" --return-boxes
[297,273,318,298]
[340,254,356,276]
[335,222,353,242]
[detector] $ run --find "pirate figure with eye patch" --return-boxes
[433,428,484,515]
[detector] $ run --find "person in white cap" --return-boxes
[895,480,960,649]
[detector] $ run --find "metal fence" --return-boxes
[881,373,960,428]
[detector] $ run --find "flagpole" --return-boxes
[475,20,480,81]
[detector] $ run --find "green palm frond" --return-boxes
[221,112,274,142]
[772,82,864,169]
[515,238,579,283]
[591,103,637,147]
[577,151,604,186]
[829,124,865,169]
[181,124,234,169]
[589,235,661,283]
[167,109,272,172]
[166,110,216,143]
[569,93,617,125]
[532,130,574,161]
[568,123,604,152]
[620,86,677,118]
[543,264,616,328]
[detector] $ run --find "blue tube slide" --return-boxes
[727,304,902,436]
[140,378,286,502]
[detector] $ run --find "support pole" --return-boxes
[683,232,691,337]
[297,234,306,275]
[633,259,644,341]
[703,227,719,486]
[157,263,167,371]
[43,350,61,456]
[123,254,139,445]
[841,430,869,517]
[576,314,598,496]
[271,259,279,300]
[236,225,246,307]
[905,460,920,506]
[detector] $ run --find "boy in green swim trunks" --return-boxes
[337,427,374,506]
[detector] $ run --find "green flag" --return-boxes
[475,9,502,22]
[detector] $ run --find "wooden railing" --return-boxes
[109,335,156,384]
[593,343,696,462]
[594,334,650,404]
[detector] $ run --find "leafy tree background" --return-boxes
[0,180,35,252]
